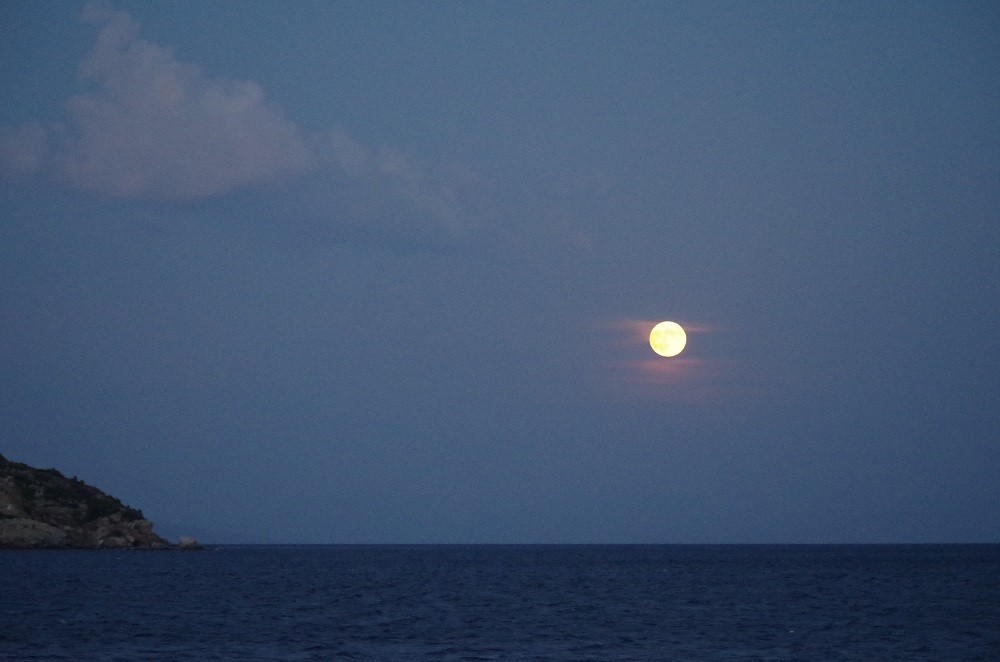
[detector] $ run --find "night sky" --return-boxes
[2,1,997,543]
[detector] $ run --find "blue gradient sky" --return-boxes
[2,1,997,543]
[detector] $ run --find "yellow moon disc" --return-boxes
[649,321,687,357]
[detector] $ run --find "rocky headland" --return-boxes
[0,453,190,549]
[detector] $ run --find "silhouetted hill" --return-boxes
[0,453,170,549]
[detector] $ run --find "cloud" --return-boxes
[320,127,493,240]
[3,4,310,201]
[1,4,493,241]
[65,4,313,200]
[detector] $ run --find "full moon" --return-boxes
[649,321,687,357]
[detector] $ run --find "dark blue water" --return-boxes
[3,545,998,660]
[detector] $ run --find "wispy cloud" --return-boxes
[320,126,494,240]
[1,4,490,240]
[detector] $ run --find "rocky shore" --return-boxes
[0,453,194,549]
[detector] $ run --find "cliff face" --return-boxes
[0,454,170,549]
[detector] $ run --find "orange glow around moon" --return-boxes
[649,321,687,357]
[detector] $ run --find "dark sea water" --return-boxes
[3,545,999,660]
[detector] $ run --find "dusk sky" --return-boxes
[2,1,997,543]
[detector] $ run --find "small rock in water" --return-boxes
[177,535,203,550]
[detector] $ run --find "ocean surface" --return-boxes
[3,544,998,660]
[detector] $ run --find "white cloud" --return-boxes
[1,5,494,241]
[11,4,312,201]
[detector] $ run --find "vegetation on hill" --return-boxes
[0,453,170,549]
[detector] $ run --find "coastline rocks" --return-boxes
[0,453,171,550]
[77,512,170,549]
[0,518,68,548]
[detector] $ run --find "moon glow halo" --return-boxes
[649,321,687,357]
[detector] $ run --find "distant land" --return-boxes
[0,453,198,549]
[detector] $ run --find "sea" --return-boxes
[2,544,998,660]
